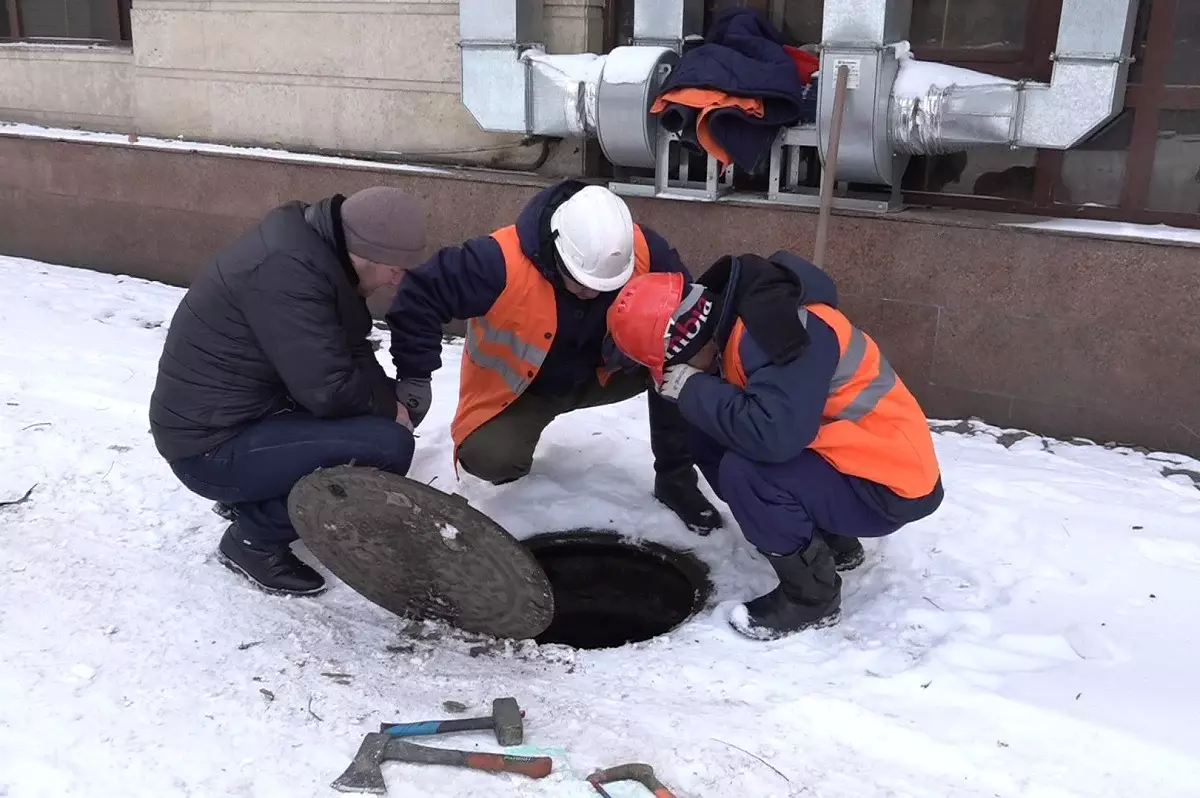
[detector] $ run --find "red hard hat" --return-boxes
[607,272,686,383]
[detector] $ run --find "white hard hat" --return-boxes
[549,185,636,292]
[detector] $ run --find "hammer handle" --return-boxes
[588,765,679,798]
[381,718,492,737]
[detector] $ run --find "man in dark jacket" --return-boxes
[608,251,944,639]
[150,187,427,596]
[385,180,723,533]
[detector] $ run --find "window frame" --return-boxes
[1,0,132,45]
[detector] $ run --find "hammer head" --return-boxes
[331,732,390,794]
[491,697,524,746]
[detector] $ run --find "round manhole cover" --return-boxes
[287,465,554,640]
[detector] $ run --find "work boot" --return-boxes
[819,531,865,571]
[655,469,724,534]
[730,535,841,640]
[217,524,326,597]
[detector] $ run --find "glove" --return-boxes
[601,334,642,375]
[395,377,432,428]
[657,364,702,401]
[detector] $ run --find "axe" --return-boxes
[331,732,553,794]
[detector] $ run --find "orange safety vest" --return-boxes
[722,303,940,499]
[449,223,652,467]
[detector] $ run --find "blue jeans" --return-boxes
[689,427,900,554]
[169,411,414,547]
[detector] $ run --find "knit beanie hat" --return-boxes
[664,283,721,368]
[340,187,427,267]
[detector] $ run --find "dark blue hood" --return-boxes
[767,250,838,308]
[699,250,839,369]
[513,179,590,285]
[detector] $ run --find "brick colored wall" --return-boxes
[2,134,1197,457]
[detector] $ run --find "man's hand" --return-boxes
[657,364,702,401]
[395,377,432,428]
[395,401,414,431]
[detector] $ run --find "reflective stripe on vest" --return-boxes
[721,303,939,497]
[789,305,898,423]
[450,222,653,465]
[464,316,549,395]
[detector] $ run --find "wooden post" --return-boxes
[813,64,851,268]
[5,0,23,39]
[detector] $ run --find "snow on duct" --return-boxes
[820,0,1139,185]
[458,0,681,168]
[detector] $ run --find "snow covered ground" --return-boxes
[2,256,1200,798]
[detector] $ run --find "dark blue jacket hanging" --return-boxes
[657,8,817,174]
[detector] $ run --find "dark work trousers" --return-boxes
[457,371,696,485]
[688,427,901,555]
[169,411,415,547]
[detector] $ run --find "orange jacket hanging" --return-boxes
[650,88,764,168]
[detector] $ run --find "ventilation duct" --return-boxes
[633,0,704,49]
[889,0,1139,156]
[817,0,913,186]
[820,0,1139,185]
[458,0,679,168]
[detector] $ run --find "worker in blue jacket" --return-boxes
[608,251,945,638]
[385,180,723,533]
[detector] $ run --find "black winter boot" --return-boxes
[819,531,865,571]
[217,524,327,597]
[655,469,724,534]
[730,536,842,640]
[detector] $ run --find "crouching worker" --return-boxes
[149,187,427,596]
[385,180,722,533]
[607,251,944,639]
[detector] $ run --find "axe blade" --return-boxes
[331,732,390,794]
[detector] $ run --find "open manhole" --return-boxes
[523,529,712,651]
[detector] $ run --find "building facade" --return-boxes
[2,0,1199,456]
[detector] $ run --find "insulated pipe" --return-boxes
[888,0,1140,155]
[820,0,1140,185]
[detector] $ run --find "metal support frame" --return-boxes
[767,124,907,213]
[609,119,905,212]
[608,130,735,202]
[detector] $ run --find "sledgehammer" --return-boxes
[378,697,525,745]
[331,733,553,794]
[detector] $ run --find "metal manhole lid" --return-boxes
[287,465,554,640]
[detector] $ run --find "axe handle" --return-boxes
[386,740,552,779]
[464,753,552,779]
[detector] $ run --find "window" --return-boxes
[911,0,1030,51]
[1146,111,1200,214]
[2,0,130,43]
